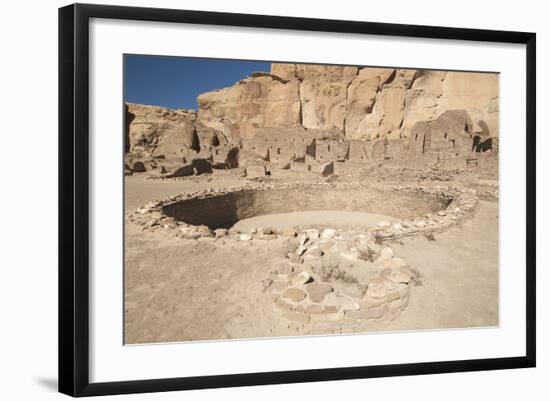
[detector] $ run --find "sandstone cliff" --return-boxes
[195,63,498,142]
[125,103,197,157]
[124,62,499,177]
[197,72,301,141]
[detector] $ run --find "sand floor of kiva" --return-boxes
[124,182,498,344]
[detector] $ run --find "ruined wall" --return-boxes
[212,143,240,168]
[477,153,499,179]
[348,140,368,162]
[408,110,476,156]
[242,127,341,166]
[314,140,349,162]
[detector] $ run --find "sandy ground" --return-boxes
[125,175,244,210]
[368,200,499,332]
[124,176,499,344]
[233,210,397,232]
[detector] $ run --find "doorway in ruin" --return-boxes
[124,105,135,153]
[226,147,239,168]
[473,135,493,153]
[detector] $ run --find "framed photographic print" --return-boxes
[58,3,536,397]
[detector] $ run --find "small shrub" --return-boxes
[425,232,436,241]
[359,248,377,262]
[408,266,423,286]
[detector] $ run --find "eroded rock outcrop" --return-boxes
[125,103,216,176]
[200,63,498,143]
[344,68,395,139]
[291,65,358,132]
[401,71,499,140]
[197,72,301,140]
[125,103,197,157]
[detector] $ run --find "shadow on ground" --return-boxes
[35,377,57,392]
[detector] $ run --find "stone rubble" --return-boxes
[267,226,417,326]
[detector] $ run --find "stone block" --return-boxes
[245,164,266,178]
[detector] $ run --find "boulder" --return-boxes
[214,228,228,238]
[289,271,313,286]
[168,158,213,177]
[132,161,146,173]
[281,288,307,302]
[306,283,333,302]
[342,282,366,299]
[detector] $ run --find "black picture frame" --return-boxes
[58,3,536,397]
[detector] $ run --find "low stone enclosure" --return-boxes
[161,185,447,230]
[128,181,479,334]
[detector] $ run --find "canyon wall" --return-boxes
[124,62,499,177]
[125,103,197,157]
[195,63,499,142]
[196,72,301,141]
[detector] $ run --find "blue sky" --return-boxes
[124,55,271,110]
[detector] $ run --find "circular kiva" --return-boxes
[129,181,478,242]
[127,181,479,329]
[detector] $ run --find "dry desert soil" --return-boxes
[124,176,498,344]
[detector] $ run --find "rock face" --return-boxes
[125,103,219,177]
[345,68,396,139]
[124,62,499,178]
[197,72,301,141]
[196,63,498,142]
[293,65,358,132]
[125,103,197,157]
[401,70,499,140]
